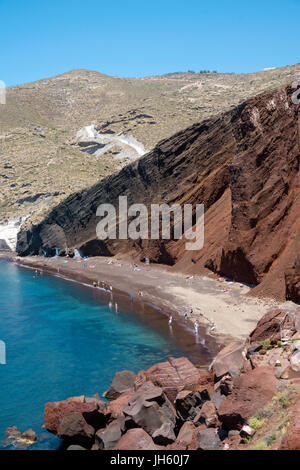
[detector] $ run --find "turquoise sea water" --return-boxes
[0,260,211,449]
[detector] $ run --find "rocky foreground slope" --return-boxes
[7,309,300,450]
[17,85,300,302]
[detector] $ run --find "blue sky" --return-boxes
[0,0,300,86]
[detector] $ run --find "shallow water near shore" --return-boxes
[0,260,213,450]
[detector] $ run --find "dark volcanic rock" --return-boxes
[57,413,95,447]
[103,370,136,400]
[95,418,126,450]
[196,428,223,450]
[16,86,300,302]
[175,390,207,422]
[123,381,177,440]
[21,429,37,442]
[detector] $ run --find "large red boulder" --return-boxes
[44,397,103,434]
[249,309,293,343]
[212,341,246,379]
[218,366,277,430]
[135,357,203,402]
[114,429,161,450]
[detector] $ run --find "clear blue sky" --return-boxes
[1,0,300,86]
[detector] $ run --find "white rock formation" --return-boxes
[76,125,146,161]
[0,215,28,251]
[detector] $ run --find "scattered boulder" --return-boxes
[21,429,37,443]
[218,366,277,430]
[196,428,223,450]
[114,429,161,450]
[152,422,176,445]
[175,390,205,421]
[194,401,219,428]
[123,382,176,440]
[57,412,95,447]
[214,374,233,396]
[139,357,202,402]
[176,422,196,449]
[5,426,21,440]
[240,425,256,438]
[44,397,101,434]
[212,341,246,379]
[95,417,126,450]
[104,371,136,400]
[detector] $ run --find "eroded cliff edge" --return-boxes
[17,85,300,302]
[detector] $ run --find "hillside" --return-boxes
[1,64,300,225]
[16,84,300,303]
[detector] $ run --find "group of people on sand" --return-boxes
[168,306,216,335]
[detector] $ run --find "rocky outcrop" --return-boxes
[16,85,300,301]
[218,366,277,430]
[249,309,290,343]
[134,357,204,402]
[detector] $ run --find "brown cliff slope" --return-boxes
[17,85,300,302]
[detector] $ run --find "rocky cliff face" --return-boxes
[17,85,300,302]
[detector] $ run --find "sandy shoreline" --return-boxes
[6,253,299,345]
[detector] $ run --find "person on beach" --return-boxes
[184,311,188,320]
[168,316,173,326]
[194,320,198,334]
[190,308,193,317]
[129,293,133,300]
[138,290,143,297]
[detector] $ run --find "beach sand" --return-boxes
[11,254,300,344]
